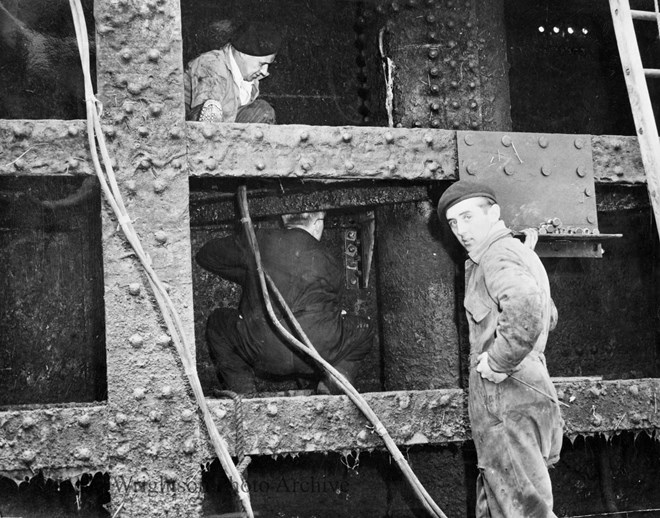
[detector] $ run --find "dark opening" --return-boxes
[0,471,110,517]
[504,0,660,135]
[0,176,107,406]
[0,0,95,119]
[181,0,386,126]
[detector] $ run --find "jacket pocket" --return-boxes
[465,295,491,323]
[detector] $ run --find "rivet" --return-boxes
[447,20,455,29]
[426,13,436,23]
[357,430,369,442]
[133,387,146,399]
[255,161,266,171]
[172,158,182,169]
[345,160,355,171]
[149,410,162,422]
[451,101,460,109]
[584,187,592,197]
[299,131,309,142]
[22,417,36,429]
[574,138,585,149]
[449,60,457,68]
[13,158,25,170]
[391,1,400,11]
[387,162,397,172]
[183,438,196,454]
[75,447,92,461]
[538,136,549,148]
[629,384,639,396]
[447,40,457,48]
[104,126,116,138]
[147,48,160,62]
[470,121,479,130]
[452,120,460,129]
[67,158,79,170]
[116,413,128,424]
[300,158,312,171]
[127,82,142,95]
[155,230,168,244]
[464,134,474,146]
[120,49,132,61]
[314,402,325,413]
[139,158,151,169]
[504,164,515,175]
[153,179,167,193]
[430,119,440,128]
[466,163,478,175]
[137,126,149,137]
[67,125,79,137]
[342,132,352,143]
[541,165,552,176]
[78,414,91,428]
[205,158,218,170]
[157,334,171,347]
[202,126,215,139]
[266,403,278,416]
[428,48,439,59]
[501,135,512,147]
[181,409,194,422]
[430,84,440,95]
[169,127,182,139]
[428,31,438,41]
[423,134,433,145]
[587,215,596,224]
[429,66,440,77]
[149,104,163,117]
[449,80,458,89]
[12,124,32,138]
[469,100,478,110]
[254,129,264,140]
[468,81,476,89]
[576,166,586,177]
[385,132,395,143]
[129,334,143,348]
[21,450,37,463]
[125,180,137,193]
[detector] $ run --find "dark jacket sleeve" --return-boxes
[483,248,545,372]
[195,234,250,285]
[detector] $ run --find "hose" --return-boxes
[237,185,447,518]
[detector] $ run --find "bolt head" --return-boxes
[541,165,551,176]
[504,164,515,175]
[538,136,549,148]
[501,135,512,147]
[574,138,585,149]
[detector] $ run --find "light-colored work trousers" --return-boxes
[469,352,563,518]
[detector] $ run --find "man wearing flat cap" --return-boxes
[438,181,563,518]
[184,21,282,123]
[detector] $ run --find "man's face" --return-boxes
[237,52,276,82]
[445,197,500,252]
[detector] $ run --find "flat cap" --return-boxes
[437,180,497,219]
[231,22,282,57]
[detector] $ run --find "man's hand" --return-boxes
[521,228,539,250]
[476,352,508,384]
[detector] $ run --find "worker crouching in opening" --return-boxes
[437,181,564,518]
[196,211,375,395]
[184,21,281,123]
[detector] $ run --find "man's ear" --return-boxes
[488,203,501,222]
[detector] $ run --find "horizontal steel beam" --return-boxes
[2,378,658,479]
[0,121,647,185]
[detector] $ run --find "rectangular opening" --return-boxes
[0,176,107,406]
[0,1,96,119]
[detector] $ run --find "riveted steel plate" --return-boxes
[457,131,601,257]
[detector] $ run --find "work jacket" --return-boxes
[464,221,563,518]
[183,45,259,122]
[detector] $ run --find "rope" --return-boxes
[66,1,254,516]
[237,185,448,518]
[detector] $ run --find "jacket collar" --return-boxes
[467,220,512,264]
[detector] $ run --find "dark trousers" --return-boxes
[206,308,373,393]
[235,99,276,124]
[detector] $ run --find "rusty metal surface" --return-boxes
[457,130,601,257]
[186,123,455,180]
[3,378,657,473]
[0,120,650,186]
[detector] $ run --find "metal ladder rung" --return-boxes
[644,68,660,78]
[631,9,659,22]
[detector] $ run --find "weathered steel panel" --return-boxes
[186,123,455,180]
